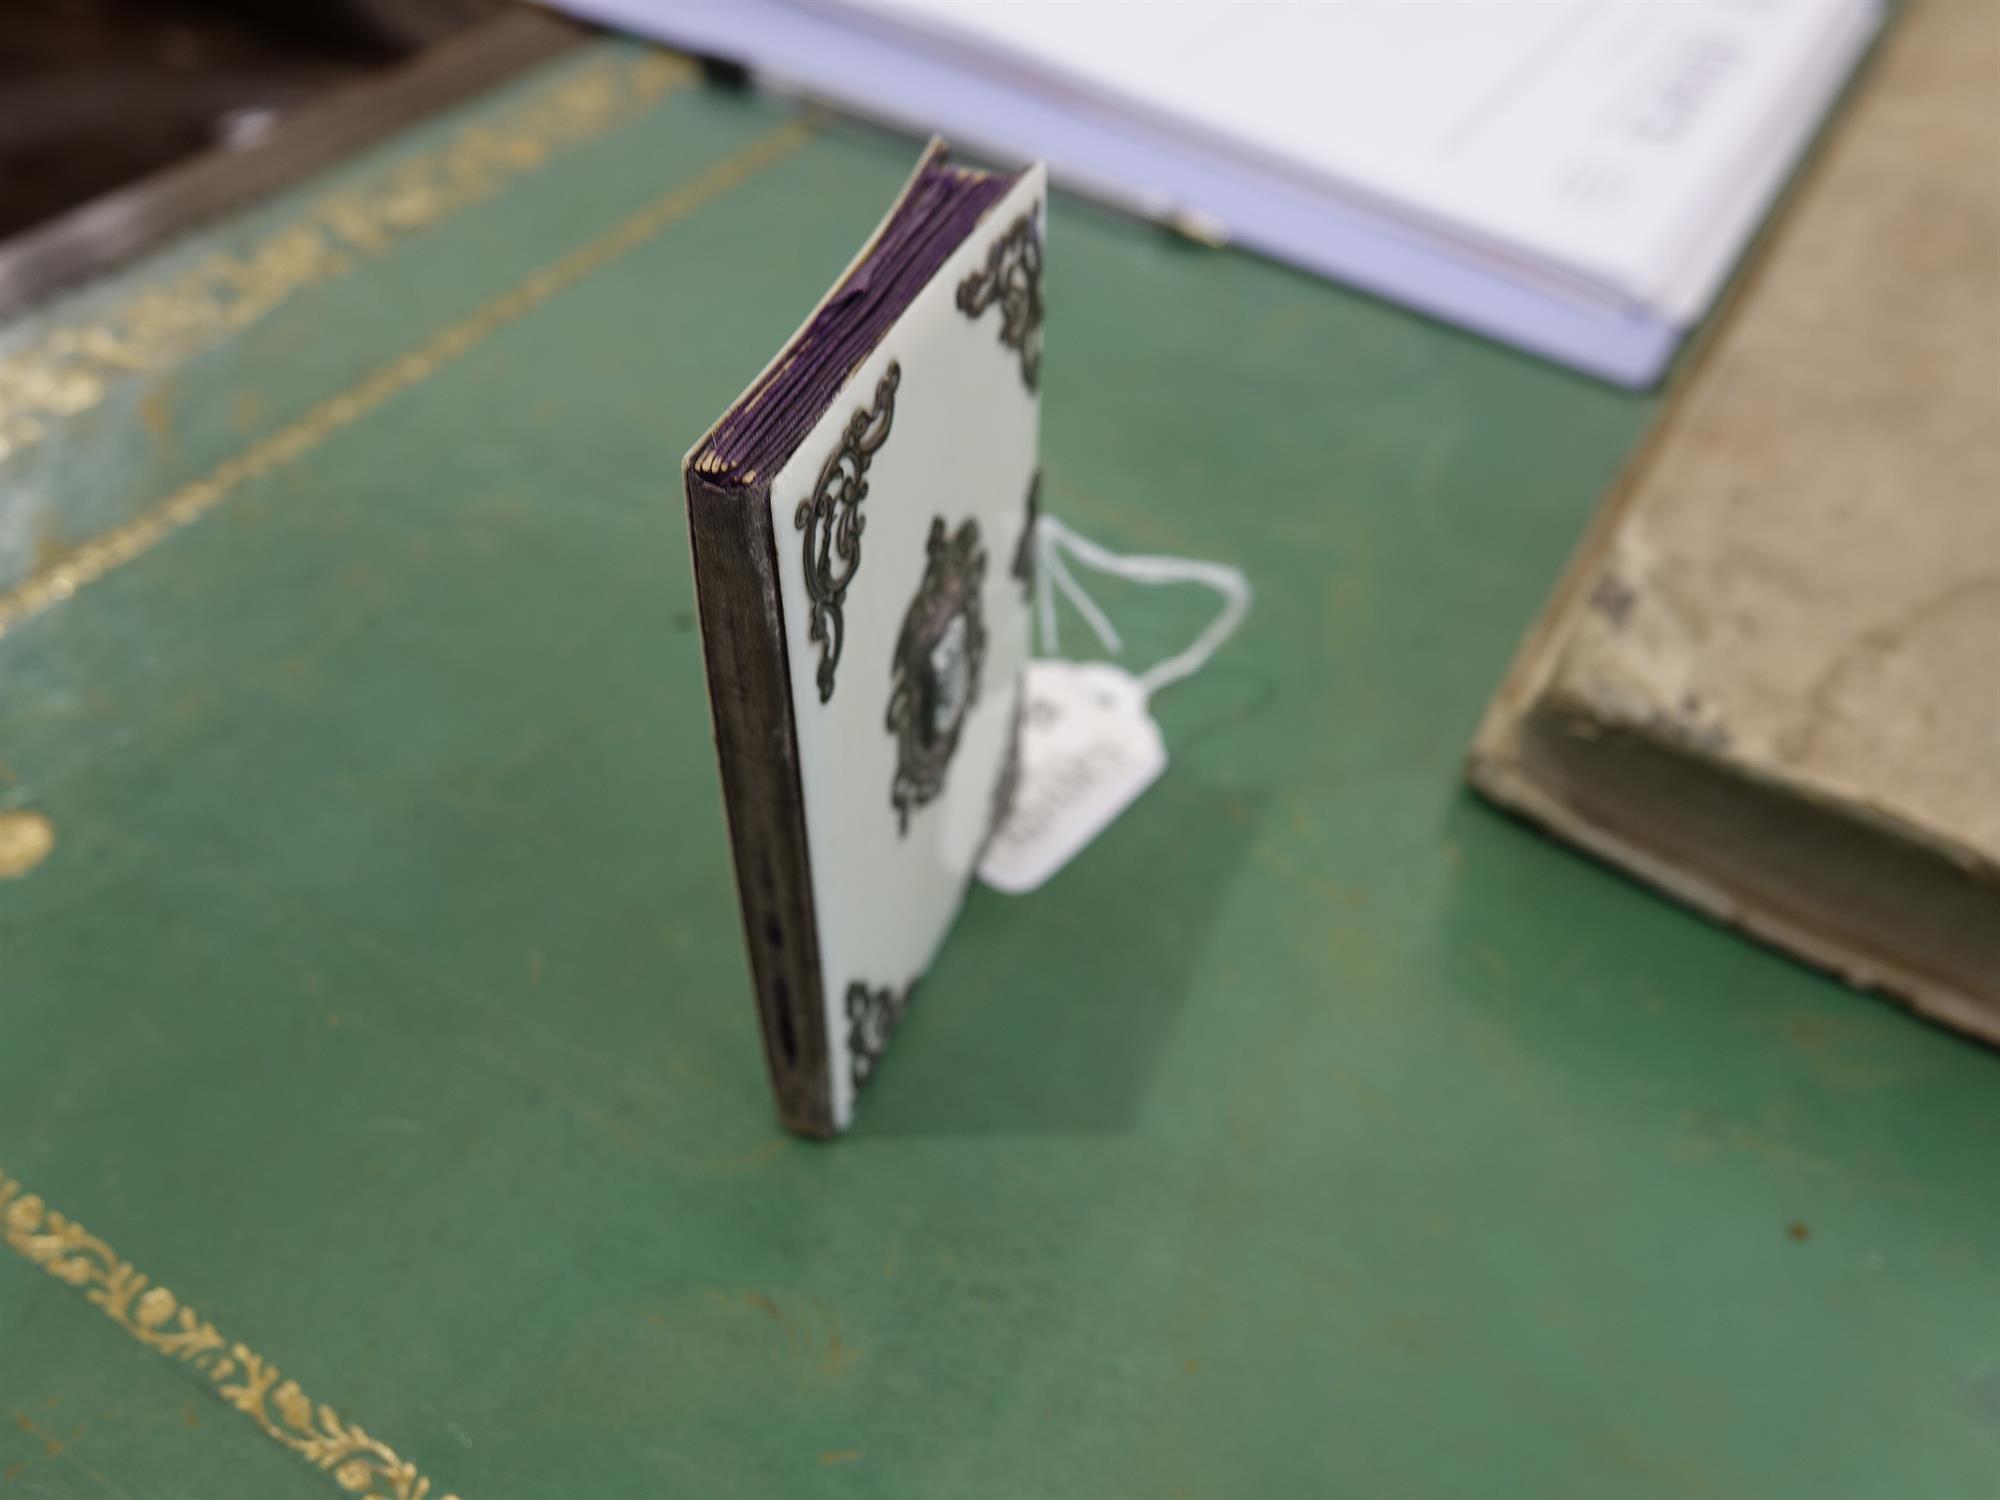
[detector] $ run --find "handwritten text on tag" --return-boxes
[978,659,1166,894]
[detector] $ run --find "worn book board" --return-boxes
[1470,0,2000,1044]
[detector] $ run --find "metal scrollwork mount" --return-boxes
[794,361,901,703]
[956,211,1043,393]
[886,516,989,835]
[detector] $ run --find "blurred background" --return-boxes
[0,0,506,239]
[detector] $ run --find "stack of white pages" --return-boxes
[559,0,1885,386]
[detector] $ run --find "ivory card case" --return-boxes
[684,142,1045,1135]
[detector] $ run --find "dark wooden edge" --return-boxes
[0,8,585,318]
[684,467,835,1138]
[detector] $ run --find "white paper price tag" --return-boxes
[978,659,1167,894]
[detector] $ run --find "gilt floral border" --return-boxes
[0,50,694,469]
[1,1170,461,1500]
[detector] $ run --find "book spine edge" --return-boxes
[684,467,836,1138]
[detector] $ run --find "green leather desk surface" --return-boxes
[2,41,1995,1500]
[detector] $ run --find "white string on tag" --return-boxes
[978,513,1250,894]
[1033,513,1251,697]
